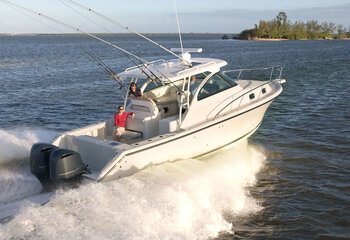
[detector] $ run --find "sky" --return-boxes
[0,0,349,34]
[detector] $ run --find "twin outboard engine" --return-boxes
[30,143,87,188]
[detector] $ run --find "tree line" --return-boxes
[224,12,350,40]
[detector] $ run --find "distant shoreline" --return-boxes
[223,34,350,41]
[1,33,350,41]
[235,12,350,41]
[251,37,350,41]
[0,32,223,36]
[251,38,289,41]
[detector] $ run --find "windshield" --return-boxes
[125,77,163,93]
[197,72,238,101]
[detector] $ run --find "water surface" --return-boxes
[0,34,349,239]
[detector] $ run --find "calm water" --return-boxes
[0,34,349,239]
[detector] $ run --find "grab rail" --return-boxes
[124,59,166,72]
[223,66,283,81]
[213,67,285,120]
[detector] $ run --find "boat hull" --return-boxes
[98,99,272,182]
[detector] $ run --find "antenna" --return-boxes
[173,0,184,55]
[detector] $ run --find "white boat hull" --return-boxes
[94,99,272,182]
[43,64,285,183]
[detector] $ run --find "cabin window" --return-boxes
[143,81,158,92]
[189,72,211,96]
[143,79,163,92]
[197,73,237,101]
[262,88,266,94]
[249,93,255,100]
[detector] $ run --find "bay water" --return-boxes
[0,34,349,239]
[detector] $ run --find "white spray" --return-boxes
[0,139,266,240]
[0,128,57,206]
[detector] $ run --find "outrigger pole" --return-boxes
[58,0,112,33]
[85,51,124,89]
[59,0,185,86]
[60,0,189,65]
[173,0,184,55]
[2,0,190,94]
[0,0,145,63]
[2,0,171,85]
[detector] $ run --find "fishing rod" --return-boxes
[142,0,189,95]
[1,0,170,89]
[2,0,188,97]
[59,0,112,33]
[60,0,190,94]
[1,0,167,82]
[134,40,189,96]
[60,0,190,65]
[135,45,159,82]
[87,45,163,92]
[2,0,63,33]
[0,0,145,63]
[134,44,186,95]
[85,51,124,89]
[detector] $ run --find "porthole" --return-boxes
[249,93,255,100]
[262,88,266,94]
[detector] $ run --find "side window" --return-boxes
[198,73,237,100]
[144,81,160,92]
[189,72,211,96]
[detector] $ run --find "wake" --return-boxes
[0,128,57,217]
[0,128,57,164]
[0,131,266,239]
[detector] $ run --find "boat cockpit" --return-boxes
[116,64,243,143]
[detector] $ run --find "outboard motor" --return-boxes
[30,143,87,189]
[30,143,58,184]
[49,148,86,186]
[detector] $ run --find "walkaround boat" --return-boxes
[30,47,286,184]
[11,0,287,185]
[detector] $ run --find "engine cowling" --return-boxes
[30,143,86,188]
[49,148,86,184]
[30,143,58,183]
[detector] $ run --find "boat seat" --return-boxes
[121,129,143,144]
[126,98,161,139]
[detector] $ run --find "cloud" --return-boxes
[288,4,350,26]
[1,2,349,33]
[179,3,350,32]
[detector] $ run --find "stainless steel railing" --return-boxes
[223,66,283,82]
[213,67,285,119]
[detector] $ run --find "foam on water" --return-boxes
[0,139,266,239]
[0,128,57,206]
[0,128,57,163]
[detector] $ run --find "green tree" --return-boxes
[237,11,346,40]
[269,20,280,38]
[276,12,287,25]
[275,12,290,38]
[336,24,347,39]
[289,21,307,40]
[238,29,256,40]
[306,20,321,39]
[320,22,336,39]
[256,20,271,38]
